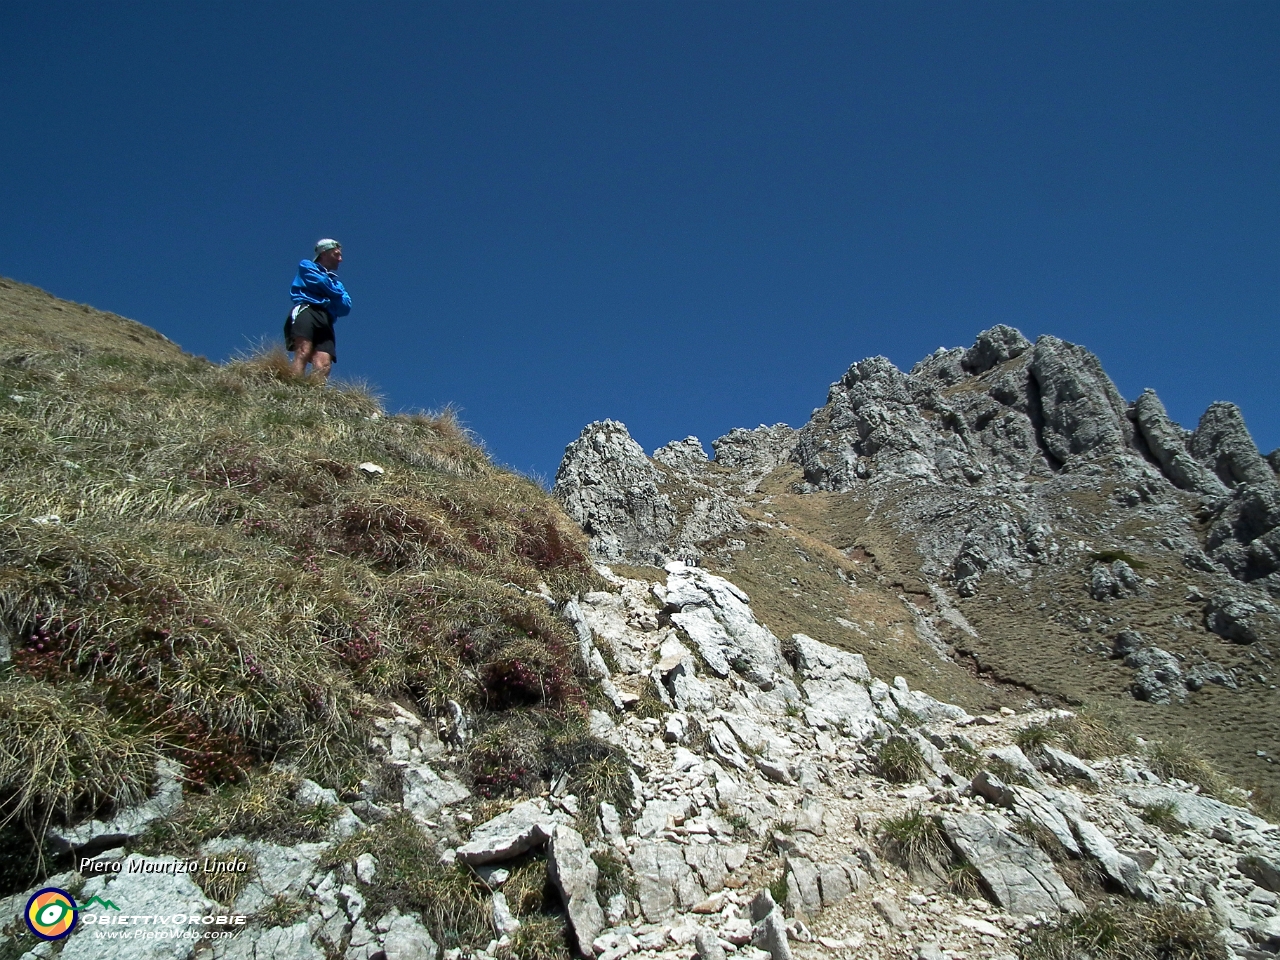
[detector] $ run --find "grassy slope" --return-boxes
[0,278,610,891]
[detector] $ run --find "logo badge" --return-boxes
[25,888,78,940]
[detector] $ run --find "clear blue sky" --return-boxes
[2,2,1276,480]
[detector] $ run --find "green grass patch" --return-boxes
[1139,801,1186,835]
[502,857,552,916]
[1020,903,1226,960]
[629,678,670,720]
[503,914,569,960]
[592,848,632,904]
[257,894,309,929]
[1036,708,1135,761]
[718,803,751,836]
[767,868,789,909]
[943,744,982,778]
[324,813,491,950]
[878,807,950,875]
[1014,723,1054,754]
[985,756,1033,787]
[1144,739,1232,801]
[877,736,926,783]
[465,709,633,813]
[136,767,337,854]
[194,850,255,905]
[1247,783,1280,824]
[1013,816,1072,863]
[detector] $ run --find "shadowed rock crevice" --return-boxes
[1024,368,1063,473]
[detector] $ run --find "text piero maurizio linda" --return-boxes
[81,856,250,877]
[80,856,250,940]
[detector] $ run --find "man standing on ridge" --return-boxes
[286,238,351,381]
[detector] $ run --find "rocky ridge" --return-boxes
[555,326,1279,600]
[9,563,1279,960]
[552,327,1279,792]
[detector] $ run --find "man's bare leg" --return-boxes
[291,339,315,377]
[311,350,333,382]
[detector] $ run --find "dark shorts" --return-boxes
[285,305,337,362]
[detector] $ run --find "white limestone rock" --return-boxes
[888,677,971,723]
[791,634,883,739]
[939,812,1083,916]
[59,855,216,960]
[1040,745,1099,784]
[1065,812,1157,901]
[1132,389,1227,496]
[547,825,605,955]
[664,562,794,690]
[455,800,557,865]
[401,763,470,822]
[629,840,705,922]
[382,913,439,960]
[230,840,327,914]
[1118,784,1272,835]
[553,420,678,564]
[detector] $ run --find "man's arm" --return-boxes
[295,261,352,317]
[327,275,352,317]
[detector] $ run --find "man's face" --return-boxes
[317,247,343,270]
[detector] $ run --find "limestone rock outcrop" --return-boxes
[557,326,1280,611]
[1205,482,1280,584]
[658,562,794,691]
[939,811,1083,915]
[1191,402,1277,490]
[548,823,606,955]
[710,424,797,489]
[1132,389,1227,496]
[553,420,678,564]
[962,324,1031,375]
[1028,335,1135,464]
[793,330,1148,491]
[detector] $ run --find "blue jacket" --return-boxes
[290,260,352,318]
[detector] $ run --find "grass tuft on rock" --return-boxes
[947,860,984,899]
[1020,902,1226,960]
[1013,816,1072,864]
[193,850,255,905]
[1031,708,1135,761]
[325,813,492,949]
[592,848,631,904]
[878,807,950,875]
[1139,800,1186,835]
[136,767,335,855]
[1144,739,1232,801]
[1013,722,1054,755]
[942,743,982,778]
[877,735,926,783]
[504,915,570,960]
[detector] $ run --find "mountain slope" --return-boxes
[0,277,604,888]
[553,326,1280,795]
[1,281,1277,960]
